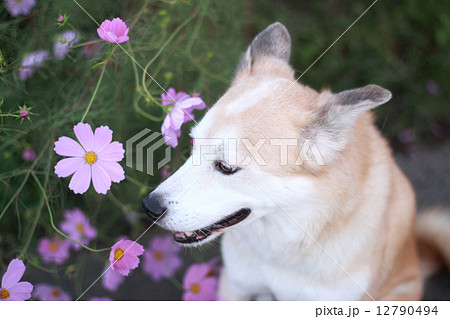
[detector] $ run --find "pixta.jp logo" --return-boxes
[126,129,171,176]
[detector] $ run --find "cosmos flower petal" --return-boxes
[97,141,125,161]
[92,126,113,153]
[97,18,129,44]
[96,159,125,183]
[54,157,86,178]
[161,90,207,148]
[169,107,185,130]
[73,123,94,151]
[116,35,130,43]
[33,284,71,301]
[91,164,112,194]
[68,163,91,194]
[54,136,85,157]
[7,281,33,301]
[109,240,144,276]
[60,208,97,250]
[183,264,213,289]
[4,0,36,17]
[53,30,79,60]
[102,267,125,292]
[1,259,26,289]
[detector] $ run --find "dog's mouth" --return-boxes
[172,208,251,244]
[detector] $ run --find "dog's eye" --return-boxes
[215,161,239,175]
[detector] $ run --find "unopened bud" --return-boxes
[19,109,29,119]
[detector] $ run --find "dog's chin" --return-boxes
[168,208,251,246]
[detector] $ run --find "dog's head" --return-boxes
[142,22,391,246]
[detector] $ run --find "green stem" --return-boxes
[169,276,184,291]
[0,113,19,117]
[66,22,79,48]
[31,172,110,253]
[141,13,196,99]
[71,39,102,49]
[133,96,165,122]
[90,44,113,69]
[80,63,106,123]
[0,142,48,222]
[20,143,52,256]
[125,174,155,190]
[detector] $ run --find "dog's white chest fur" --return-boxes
[219,217,371,301]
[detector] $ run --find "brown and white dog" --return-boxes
[142,22,450,300]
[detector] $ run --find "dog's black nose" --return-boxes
[142,193,167,221]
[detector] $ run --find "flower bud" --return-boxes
[57,15,64,23]
[19,109,29,118]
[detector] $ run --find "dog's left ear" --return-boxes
[238,22,291,72]
[301,84,392,165]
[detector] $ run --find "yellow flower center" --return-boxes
[50,242,59,251]
[153,251,164,260]
[76,223,85,233]
[0,288,10,300]
[84,151,97,164]
[190,283,201,294]
[51,289,61,297]
[114,248,125,261]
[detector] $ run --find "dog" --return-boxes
[142,22,450,300]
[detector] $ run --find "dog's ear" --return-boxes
[301,84,392,165]
[237,22,291,72]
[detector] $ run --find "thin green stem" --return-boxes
[186,0,210,52]
[66,22,79,47]
[80,63,106,123]
[125,174,155,190]
[20,143,52,256]
[169,276,184,290]
[71,39,102,49]
[31,172,110,253]
[90,44,113,69]
[141,13,196,99]
[0,142,49,222]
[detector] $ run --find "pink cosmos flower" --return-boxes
[142,236,182,281]
[109,239,144,276]
[4,0,36,17]
[33,284,71,301]
[22,148,36,162]
[19,50,50,81]
[54,123,125,195]
[60,208,97,250]
[0,259,33,301]
[161,88,206,148]
[54,30,79,60]
[97,18,129,44]
[101,265,125,292]
[182,260,219,301]
[37,236,70,265]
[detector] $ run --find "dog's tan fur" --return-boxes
[218,55,422,299]
[147,22,449,300]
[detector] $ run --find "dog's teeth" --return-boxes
[175,232,185,238]
[185,231,194,237]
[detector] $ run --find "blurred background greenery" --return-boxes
[0,0,448,299]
